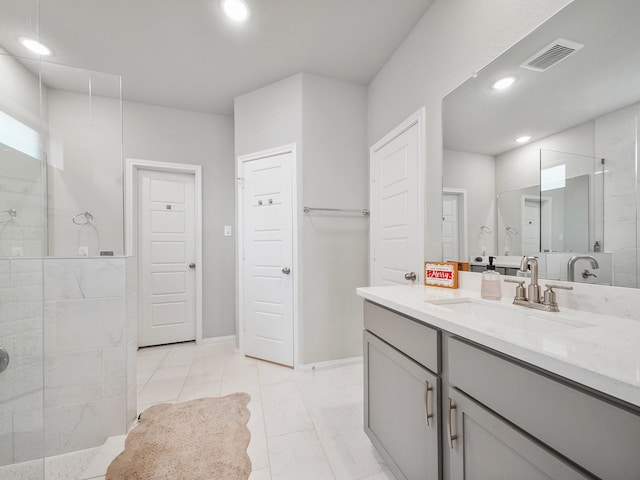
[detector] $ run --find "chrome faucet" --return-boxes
[505,256,573,312]
[520,256,540,304]
[567,255,599,281]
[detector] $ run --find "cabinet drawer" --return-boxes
[364,301,439,373]
[449,337,640,479]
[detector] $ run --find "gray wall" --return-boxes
[367,0,573,261]
[234,73,368,365]
[123,101,235,339]
[301,73,368,364]
[234,74,303,158]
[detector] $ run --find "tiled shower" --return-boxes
[0,16,136,477]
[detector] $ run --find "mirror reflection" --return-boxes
[0,52,123,257]
[442,0,640,288]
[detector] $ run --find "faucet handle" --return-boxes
[544,283,573,291]
[543,284,573,309]
[505,278,526,301]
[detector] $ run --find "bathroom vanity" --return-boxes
[358,285,640,480]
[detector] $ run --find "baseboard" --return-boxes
[198,335,236,346]
[295,355,363,373]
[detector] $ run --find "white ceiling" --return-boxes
[443,0,640,156]
[0,0,434,115]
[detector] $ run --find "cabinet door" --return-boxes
[447,389,592,480]
[364,331,440,480]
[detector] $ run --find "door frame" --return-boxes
[369,107,426,286]
[442,188,468,262]
[236,144,299,366]
[125,158,203,344]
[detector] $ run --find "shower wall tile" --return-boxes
[12,408,44,464]
[595,101,639,287]
[54,298,126,352]
[44,258,126,300]
[45,351,103,409]
[126,292,137,344]
[125,255,138,429]
[126,338,138,426]
[44,397,125,457]
[102,347,127,398]
[42,256,131,456]
[0,259,10,287]
[10,259,44,288]
[0,413,13,466]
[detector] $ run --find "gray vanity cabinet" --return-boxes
[362,299,640,479]
[364,332,440,480]
[363,302,441,480]
[447,388,589,480]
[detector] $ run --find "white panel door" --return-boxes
[372,123,421,286]
[241,152,294,366]
[522,197,540,256]
[139,170,196,347]
[442,193,460,261]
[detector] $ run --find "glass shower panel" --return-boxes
[42,62,123,257]
[540,150,603,253]
[0,52,45,479]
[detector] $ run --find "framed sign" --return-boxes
[424,261,459,289]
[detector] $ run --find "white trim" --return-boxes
[295,356,363,373]
[369,107,426,286]
[125,158,203,345]
[442,187,469,261]
[236,144,299,367]
[198,335,236,346]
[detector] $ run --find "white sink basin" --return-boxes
[425,298,592,332]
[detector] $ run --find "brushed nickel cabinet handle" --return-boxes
[448,397,458,449]
[424,381,434,426]
[404,272,417,281]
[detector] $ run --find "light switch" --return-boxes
[224,225,232,236]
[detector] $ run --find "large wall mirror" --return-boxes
[442,0,640,288]
[0,50,123,258]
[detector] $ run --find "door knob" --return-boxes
[404,272,417,281]
[189,263,196,269]
[282,267,291,275]
[0,348,9,374]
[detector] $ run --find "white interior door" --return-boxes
[371,121,421,285]
[442,193,460,261]
[522,197,540,256]
[241,151,294,366]
[138,169,196,347]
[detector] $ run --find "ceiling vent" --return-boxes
[520,38,584,72]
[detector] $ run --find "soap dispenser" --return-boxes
[481,256,502,300]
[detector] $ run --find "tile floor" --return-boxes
[10,340,397,480]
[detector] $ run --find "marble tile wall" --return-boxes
[43,257,136,457]
[0,167,45,258]
[536,252,613,285]
[0,258,45,467]
[460,271,640,322]
[595,102,639,288]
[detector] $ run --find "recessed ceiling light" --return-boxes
[516,135,532,144]
[19,37,52,56]
[492,76,517,91]
[221,0,250,22]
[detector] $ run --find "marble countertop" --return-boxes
[357,285,640,409]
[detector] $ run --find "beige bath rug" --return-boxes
[106,392,252,480]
